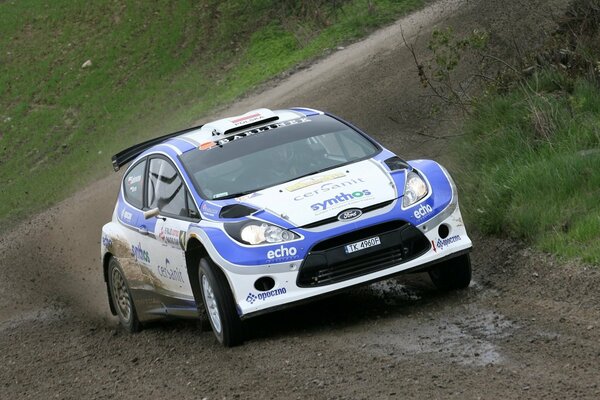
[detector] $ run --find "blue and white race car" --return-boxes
[101,107,472,346]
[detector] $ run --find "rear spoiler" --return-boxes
[111,123,204,171]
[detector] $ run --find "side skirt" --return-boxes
[130,288,199,322]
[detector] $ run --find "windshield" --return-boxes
[180,115,380,200]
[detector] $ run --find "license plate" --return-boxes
[345,236,381,254]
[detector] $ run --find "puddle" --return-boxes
[363,305,517,366]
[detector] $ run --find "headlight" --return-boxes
[403,171,428,207]
[240,222,298,245]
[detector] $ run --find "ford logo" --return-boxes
[338,208,362,221]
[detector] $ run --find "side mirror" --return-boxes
[189,209,200,220]
[144,207,160,220]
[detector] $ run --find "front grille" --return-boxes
[300,200,394,229]
[297,220,430,287]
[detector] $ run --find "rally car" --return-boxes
[101,107,472,346]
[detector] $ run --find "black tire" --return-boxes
[428,253,472,291]
[199,258,244,347]
[108,257,141,333]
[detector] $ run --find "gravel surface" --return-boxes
[3,0,599,399]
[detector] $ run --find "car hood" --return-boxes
[238,159,399,227]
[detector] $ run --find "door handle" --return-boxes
[138,226,148,235]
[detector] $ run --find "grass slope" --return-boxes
[456,71,600,264]
[0,0,421,228]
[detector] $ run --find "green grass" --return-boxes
[455,71,600,264]
[0,0,421,229]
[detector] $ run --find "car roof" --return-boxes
[114,107,325,172]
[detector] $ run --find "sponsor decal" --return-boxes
[432,235,461,252]
[199,117,310,150]
[310,189,372,211]
[157,258,185,283]
[286,172,346,192]
[159,226,184,249]
[131,242,151,264]
[413,203,433,219]
[102,235,112,249]
[246,287,287,304]
[127,175,142,192]
[199,141,217,150]
[338,208,362,221]
[200,202,220,217]
[120,209,133,223]
[293,178,366,201]
[230,112,262,126]
[235,192,262,202]
[267,245,297,260]
[127,175,142,185]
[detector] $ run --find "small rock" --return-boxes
[578,149,600,157]
[81,59,93,69]
[587,325,594,330]
[532,272,539,278]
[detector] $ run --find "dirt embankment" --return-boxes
[3,0,600,399]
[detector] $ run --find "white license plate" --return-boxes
[345,236,381,254]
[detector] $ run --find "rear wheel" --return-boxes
[108,257,141,333]
[199,258,244,347]
[428,253,472,290]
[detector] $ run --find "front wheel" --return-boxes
[108,257,141,333]
[199,258,244,347]
[428,253,472,290]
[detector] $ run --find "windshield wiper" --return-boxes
[293,164,340,181]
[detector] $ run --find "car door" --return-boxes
[146,156,199,301]
[118,158,158,291]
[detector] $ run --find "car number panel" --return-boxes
[345,236,381,254]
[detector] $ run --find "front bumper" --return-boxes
[208,204,472,318]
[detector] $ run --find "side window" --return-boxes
[123,160,146,209]
[147,158,187,217]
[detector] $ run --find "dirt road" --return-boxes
[3,0,599,398]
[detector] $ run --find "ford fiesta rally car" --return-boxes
[101,107,473,346]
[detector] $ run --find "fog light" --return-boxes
[438,224,450,239]
[254,277,275,291]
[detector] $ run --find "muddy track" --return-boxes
[3,0,599,398]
